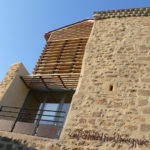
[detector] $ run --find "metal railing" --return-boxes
[0,105,66,138]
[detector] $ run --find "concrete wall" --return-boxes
[0,62,29,108]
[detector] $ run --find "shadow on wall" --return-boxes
[0,136,36,150]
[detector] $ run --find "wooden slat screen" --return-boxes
[33,38,88,75]
[22,19,93,89]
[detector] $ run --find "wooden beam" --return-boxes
[40,76,48,88]
[58,75,66,88]
[53,40,68,73]
[46,37,88,43]
[20,76,30,89]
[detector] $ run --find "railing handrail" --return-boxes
[1,105,66,113]
[0,106,66,121]
[0,105,66,124]
[0,105,67,139]
[0,115,64,128]
[20,118,64,123]
[0,110,65,118]
[0,114,17,118]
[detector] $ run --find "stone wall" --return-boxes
[0,9,150,150]
[60,16,150,150]
[0,63,21,101]
[0,131,60,150]
[0,62,29,107]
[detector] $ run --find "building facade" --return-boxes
[0,7,150,150]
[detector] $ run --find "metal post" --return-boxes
[10,90,33,132]
[54,94,66,126]
[33,94,47,135]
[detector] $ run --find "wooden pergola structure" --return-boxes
[21,19,93,89]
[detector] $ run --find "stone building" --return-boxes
[0,7,150,150]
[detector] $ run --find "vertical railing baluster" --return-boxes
[10,107,23,132]
[33,95,47,136]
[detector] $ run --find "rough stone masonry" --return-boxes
[0,7,150,150]
[60,7,150,150]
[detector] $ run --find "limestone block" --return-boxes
[138,99,148,106]
[146,37,150,43]
[140,124,150,132]
[95,99,107,105]
[138,90,150,96]
[136,57,150,61]
[142,107,150,114]
[141,78,150,82]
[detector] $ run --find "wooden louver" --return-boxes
[22,19,93,89]
[33,38,88,74]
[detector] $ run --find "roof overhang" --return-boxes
[44,19,94,41]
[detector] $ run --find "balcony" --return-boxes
[0,105,66,139]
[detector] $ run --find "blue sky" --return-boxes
[0,0,150,82]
